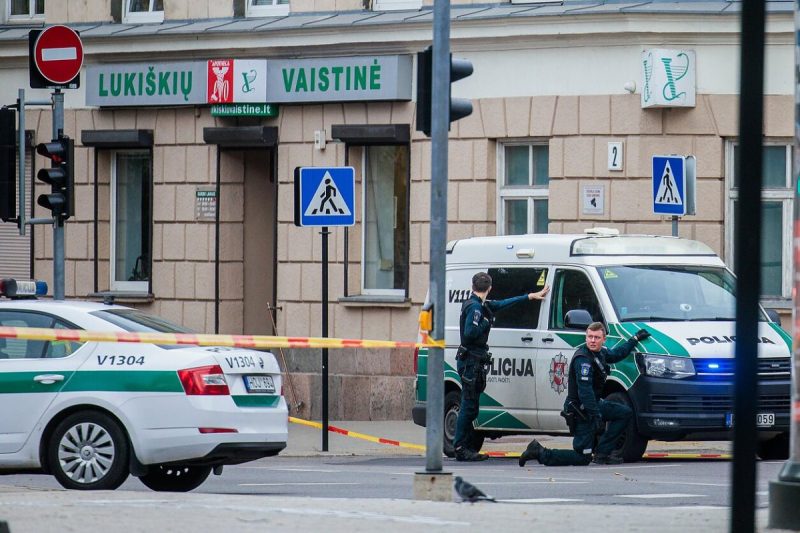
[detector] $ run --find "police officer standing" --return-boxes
[518,322,650,466]
[454,272,550,462]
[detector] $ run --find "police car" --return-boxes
[0,279,288,491]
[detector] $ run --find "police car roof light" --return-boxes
[0,279,48,299]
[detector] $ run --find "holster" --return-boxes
[560,410,577,435]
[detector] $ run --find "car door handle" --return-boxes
[521,336,533,343]
[542,336,555,343]
[34,374,65,385]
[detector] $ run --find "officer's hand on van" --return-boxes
[633,329,651,342]
[528,285,550,300]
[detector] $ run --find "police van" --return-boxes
[412,230,792,461]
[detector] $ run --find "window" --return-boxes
[498,143,549,235]
[549,269,603,330]
[362,145,409,296]
[372,0,422,11]
[7,0,44,20]
[123,0,164,23]
[111,151,152,292]
[0,311,82,359]
[487,267,548,329]
[247,0,289,17]
[726,142,793,301]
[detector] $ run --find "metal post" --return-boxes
[671,215,678,237]
[321,226,330,452]
[767,0,800,528]
[731,0,765,530]
[424,0,450,474]
[17,89,25,236]
[51,89,65,300]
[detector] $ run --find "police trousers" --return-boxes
[538,399,632,466]
[453,356,481,451]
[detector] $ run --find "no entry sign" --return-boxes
[29,26,83,89]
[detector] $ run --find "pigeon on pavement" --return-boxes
[454,476,496,503]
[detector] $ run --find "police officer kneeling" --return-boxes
[519,322,650,466]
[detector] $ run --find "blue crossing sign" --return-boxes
[294,166,355,227]
[652,155,686,216]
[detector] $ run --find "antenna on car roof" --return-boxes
[102,294,115,305]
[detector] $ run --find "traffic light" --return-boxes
[415,46,474,137]
[36,135,73,220]
[0,108,15,222]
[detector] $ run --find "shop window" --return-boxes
[372,0,422,11]
[7,0,44,21]
[725,141,793,302]
[362,145,409,296]
[487,267,548,329]
[247,0,289,17]
[0,311,82,359]
[123,0,164,23]
[498,142,549,235]
[111,151,152,292]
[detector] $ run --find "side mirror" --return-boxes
[564,309,593,330]
[765,308,781,325]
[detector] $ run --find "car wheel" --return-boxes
[138,465,212,492]
[443,390,485,457]
[605,391,648,462]
[48,411,130,490]
[757,432,789,461]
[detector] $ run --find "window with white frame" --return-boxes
[111,151,152,292]
[725,141,793,301]
[372,0,422,12]
[7,0,44,21]
[498,142,549,235]
[362,145,409,296]
[123,0,164,23]
[247,0,289,17]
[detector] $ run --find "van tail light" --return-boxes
[178,365,230,395]
[413,347,419,374]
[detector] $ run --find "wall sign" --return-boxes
[641,49,696,108]
[195,187,217,221]
[86,61,208,106]
[582,185,604,215]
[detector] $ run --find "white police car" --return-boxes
[0,279,288,492]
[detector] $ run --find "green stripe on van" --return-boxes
[555,331,586,348]
[0,370,183,394]
[768,322,792,351]
[476,409,529,430]
[232,395,280,408]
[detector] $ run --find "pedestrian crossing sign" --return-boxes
[294,166,356,227]
[652,155,686,216]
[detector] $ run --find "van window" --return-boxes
[549,269,603,329]
[487,267,548,329]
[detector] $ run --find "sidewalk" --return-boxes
[284,418,733,457]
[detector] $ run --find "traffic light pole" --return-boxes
[51,89,65,300]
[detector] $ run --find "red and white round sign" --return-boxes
[33,25,83,85]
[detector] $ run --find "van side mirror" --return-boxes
[564,309,593,330]
[765,308,781,324]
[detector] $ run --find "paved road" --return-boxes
[0,455,784,507]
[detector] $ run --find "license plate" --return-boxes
[725,412,775,428]
[244,375,275,393]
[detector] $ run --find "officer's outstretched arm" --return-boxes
[606,329,649,364]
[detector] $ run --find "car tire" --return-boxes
[138,465,212,492]
[605,391,648,462]
[48,411,130,490]
[443,390,485,457]
[757,432,789,461]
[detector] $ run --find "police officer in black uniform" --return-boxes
[518,321,650,466]
[454,272,550,462]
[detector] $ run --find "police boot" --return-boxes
[592,452,623,465]
[455,447,488,462]
[518,439,543,467]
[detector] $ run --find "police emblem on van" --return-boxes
[549,353,568,394]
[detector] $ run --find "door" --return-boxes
[537,268,605,431]
[0,310,87,453]
[242,149,277,334]
[477,266,548,432]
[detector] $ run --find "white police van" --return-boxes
[0,279,288,491]
[412,231,792,461]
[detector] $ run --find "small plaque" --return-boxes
[195,187,217,221]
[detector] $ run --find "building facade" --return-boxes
[0,0,793,419]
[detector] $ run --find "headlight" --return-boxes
[643,354,695,379]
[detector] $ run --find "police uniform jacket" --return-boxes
[459,293,529,356]
[565,335,639,419]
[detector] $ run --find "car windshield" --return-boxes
[598,265,764,322]
[90,309,196,349]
